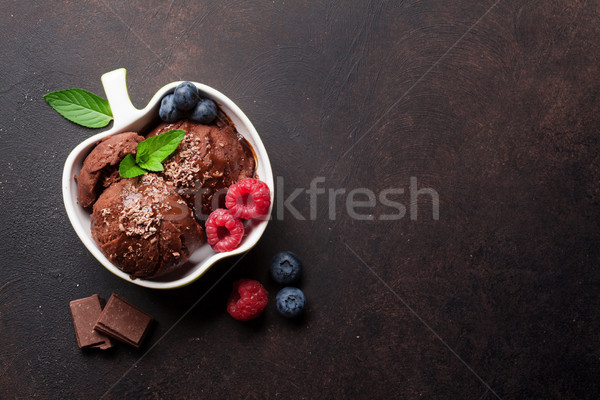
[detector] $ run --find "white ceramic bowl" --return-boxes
[62,68,273,289]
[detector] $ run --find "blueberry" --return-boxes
[188,98,218,124]
[270,251,302,284]
[159,94,183,123]
[276,287,306,318]
[173,82,200,111]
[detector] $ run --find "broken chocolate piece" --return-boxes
[94,294,153,348]
[69,294,114,350]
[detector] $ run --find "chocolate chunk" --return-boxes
[69,294,114,350]
[94,294,153,348]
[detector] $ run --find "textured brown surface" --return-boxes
[1,1,599,399]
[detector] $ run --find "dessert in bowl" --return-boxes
[62,68,273,289]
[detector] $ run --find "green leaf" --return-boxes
[135,142,149,165]
[119,129,185,178]
[119,154,147,178]
[136,129,185,165]
[43,88,113,128]
[138,158,164,172]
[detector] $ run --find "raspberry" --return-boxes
[205,209,244,252]
[227,279,268,321]
[225,178,271,219]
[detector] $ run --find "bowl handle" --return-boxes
[101,68,144,129]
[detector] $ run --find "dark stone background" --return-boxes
[1,1,599,399]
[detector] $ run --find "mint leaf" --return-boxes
[119,154,147,178]
[135,129,185,165]
[135,143,150,165]
[138,158,164,172]
[44,89,113,128]
[119,129,185,178]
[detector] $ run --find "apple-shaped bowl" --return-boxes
[62,68,273,289]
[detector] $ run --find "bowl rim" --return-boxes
[61,68,273,289]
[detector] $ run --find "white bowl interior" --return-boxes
[62,68,273,289]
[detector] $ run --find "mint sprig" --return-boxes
[119,129,185,178]
[43,89,113,128]
[136,129,185,170]
[119,154,147,178]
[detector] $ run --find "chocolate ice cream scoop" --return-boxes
[77,131,144,209]
[91,174,204,279]
[147,119,255,219]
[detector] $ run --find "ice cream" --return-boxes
[79,114,256,279]
[90,174,204,279]
[77,131,144,209]
[146,119,255,219]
